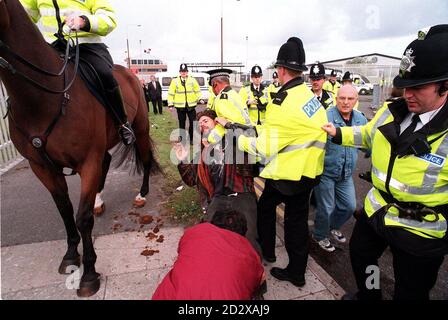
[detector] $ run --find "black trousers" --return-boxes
[151,97,163,114]
[78,43,117,90]
[176,107,196,143]
[206,193,261,256]
[350,213,444,300]
[258,179,312,278]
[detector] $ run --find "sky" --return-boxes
[104,0,448,72]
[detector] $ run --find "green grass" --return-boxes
[149,111,203,225]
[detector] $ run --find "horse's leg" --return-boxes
[132,117,155,208]
[93,151,111,216]
[28,162,81,274]
[76,157,102,297]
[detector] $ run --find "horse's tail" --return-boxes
[113,136,162,176]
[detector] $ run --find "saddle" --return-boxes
[51,40,111,111]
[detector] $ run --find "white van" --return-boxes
[155,71,210,105]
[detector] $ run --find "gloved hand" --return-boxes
[64,15,86,31]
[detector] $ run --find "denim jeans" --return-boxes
[313,175,356,241]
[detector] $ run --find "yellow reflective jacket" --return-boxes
[207,86,215,109]
[323,80,341,97]
[20,0,117,44]
[338,99,448,239]
[267,82,281,104]
[238,77,328,181]
[167,76,201,108]
[207,86,251,144]
[239,84,268,125]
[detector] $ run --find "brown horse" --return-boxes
[0,0,160,297]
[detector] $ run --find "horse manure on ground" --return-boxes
[140,249,160,257]
[153,226,160,234]
[139,215,154,225]
[156,235,164,243]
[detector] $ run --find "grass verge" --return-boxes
[149,110,202,225]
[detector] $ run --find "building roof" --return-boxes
[310,53,401,66]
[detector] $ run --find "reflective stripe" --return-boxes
[89,15,100,33]
[422,134,448,188]
[372,166,448,195]
[43,34,102,43]
[368,189,447,234]
[40,8,91,17]
[249,139,257,155]
[228,95,252,126]
[167,93,175,97]
[367,188,383,212]
[385,214,447,233]
[264,140,326,164]
[353,126,363,147]
[370,108,392,145]
[209,130,222,144]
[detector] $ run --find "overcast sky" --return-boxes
[104,0,448,72]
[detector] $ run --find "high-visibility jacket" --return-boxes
[20,0,117,44]
[267,82,281,104]
[239,84,268,125]
[207,86,251,144]
[315,89,335,110]
[207,86,215,109]
[338,99,448,240]
[238,77,328,181]
[167,76,201,108]
[323,80,341,97]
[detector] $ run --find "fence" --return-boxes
[0,82,22,173]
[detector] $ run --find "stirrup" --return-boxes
[118,123,136,145]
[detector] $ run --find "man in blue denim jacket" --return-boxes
[313,85,368,252]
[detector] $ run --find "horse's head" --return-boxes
[0,0,11,31]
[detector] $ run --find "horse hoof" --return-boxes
[94,203,106,216]
[77,276,101,298]
[58,256,81,274]
[133,198,146,208]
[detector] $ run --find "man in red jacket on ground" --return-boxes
[152,210,265,300]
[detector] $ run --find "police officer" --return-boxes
[239,65,269,125]
[322,24,448,300]
[238,37,328,287]
[20,0,135,145]
[267,71,281,103]
[323,70,341,97]
[205,68,251,144]
[168,64,201,144]
[309,62,334,109]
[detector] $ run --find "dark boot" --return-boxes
[106,86,136,145]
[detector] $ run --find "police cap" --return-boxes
[206,68,233,85]
[309,62,326,80]
[179,63,188,72]
[251,65,263,77]
[274,37,308,72]
[342,71,353,82]
[394,24,448,88]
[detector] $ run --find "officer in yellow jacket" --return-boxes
[20,0,135,145]
[239,65,269,125]
[205,69,251,144]
[267,71,281,103]
[323,24,448,300]
[168,64,201,145]
[323,70,341,97]
[238,37,328,287]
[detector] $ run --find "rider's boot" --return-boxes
[105,86,136,145]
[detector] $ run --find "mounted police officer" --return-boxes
[323,24,448,300]
[20,0,135,145]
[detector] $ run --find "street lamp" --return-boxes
[126,24,142,69]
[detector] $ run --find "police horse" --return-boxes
[0,0,160,297]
